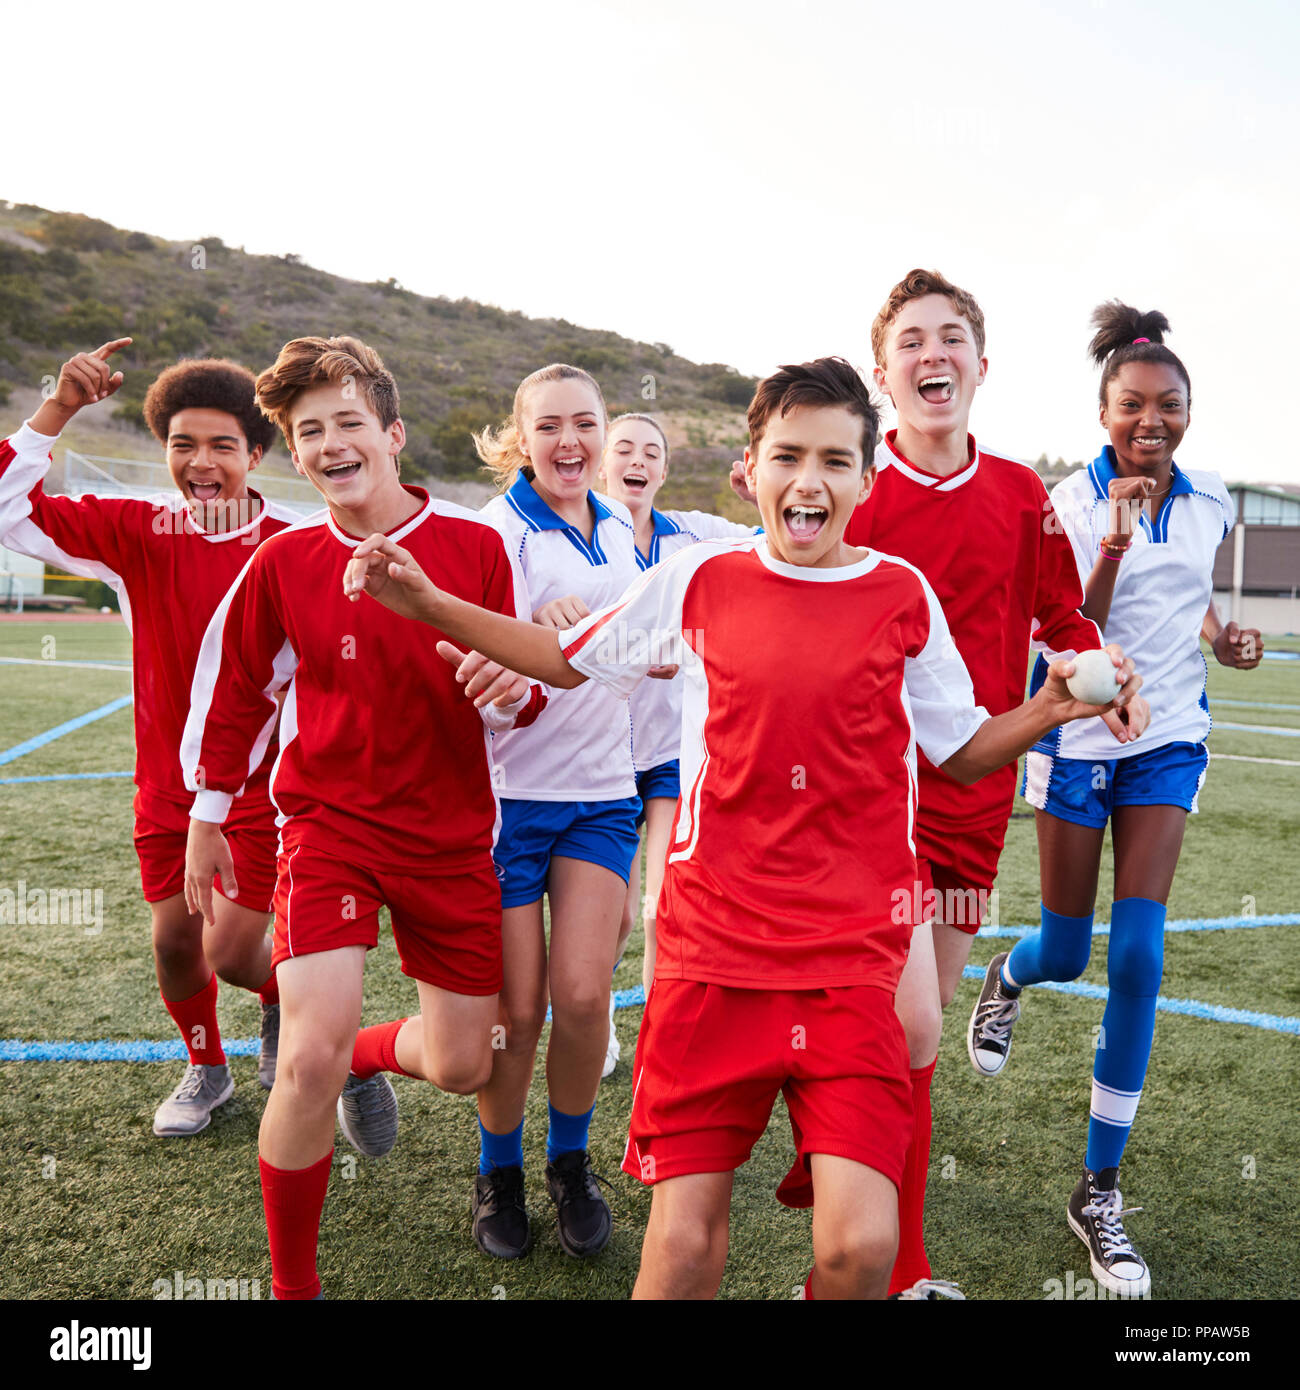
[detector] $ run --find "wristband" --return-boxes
[1099,541,1130,559]
[1099,548,1124,562]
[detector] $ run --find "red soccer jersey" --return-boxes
[561,538,988,992]
[183,489,546,873]
[845,432,1101,833]
[0,423,298,812]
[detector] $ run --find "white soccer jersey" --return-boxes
[1039,448,1234,763]
[558,536,988,989]
[481,473,641,800]
[624,507,757,772]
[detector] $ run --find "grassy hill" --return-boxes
[0,202,754,517]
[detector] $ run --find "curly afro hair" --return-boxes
[143,359,277,453]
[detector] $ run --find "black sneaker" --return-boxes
[472,1165,532,1259]
[1067,1165,1151,1297]
[966,950,1021,1077]
[546,1150,613,1258]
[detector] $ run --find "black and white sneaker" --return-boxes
[546,1150,613,1258]
[1067,1166,1151,1297]
[967,950,1021,1076]
[472,1165,532,1259]
[891,1278,966,1300]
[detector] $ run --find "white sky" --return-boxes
[5,0,1298,481]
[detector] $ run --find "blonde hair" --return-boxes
[255,335,399,450]
[476,363,608,492]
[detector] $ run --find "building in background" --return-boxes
[1213,484,1300,635]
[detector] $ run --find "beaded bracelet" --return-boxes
[1099,542,1129,560]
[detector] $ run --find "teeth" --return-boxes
[920,375,953,388]
[788,506,826,516]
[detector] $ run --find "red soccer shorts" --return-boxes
[271,842,503,995]
[133,783,278,914]
[623,978,913,1192]
[914,814,1010,935]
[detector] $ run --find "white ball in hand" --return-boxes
[1066,648,1121,705]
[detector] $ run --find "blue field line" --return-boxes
[0,770,133,786]
[976,911,1300,940]
[1261,650,1299,661]
[1212,698,1300,712]
[958,966,1299,1035]
[0,694,134,766]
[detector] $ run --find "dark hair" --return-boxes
[872,268,986,364]
[1089,301,1191,407]
[747,357,881,467]
[143,359,276,453]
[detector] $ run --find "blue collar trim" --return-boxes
[1088,446,1193,542]
[505,472,611,564]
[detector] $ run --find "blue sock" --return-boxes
[1003,904,1094,989]
[1086,897,1165,1174]
[546,1100,595,1164]
[478,1118,524,1175]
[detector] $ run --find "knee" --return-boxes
[152,922,202,977]
[1039,931,1092,983]
[550,985,609,1034]
[1108,927,1164,997]
[203,932,258,989]
[655,1212,729,1286]
[277,1039,352,1105]
[817,1223,897,1287]
[497,999,546,1051]
[425,1049,492,1096]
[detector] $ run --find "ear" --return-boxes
[872,363,894,403]
[976,354,988,387]
[246,444,264,472]
[858,461,876,507]
[1098,398,1109,430]
[389,417,407,456]
[743,446,756,487]
[289,445,306,477]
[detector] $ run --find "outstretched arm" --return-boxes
[343,532,586,689]
[942,647,1146,785]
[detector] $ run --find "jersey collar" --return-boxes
[879,430,980,492]
[505,471,613,565]
[1086,447,1193,542]
[754,536,881,582]
[324,485,432,547]
[181,486,273,543]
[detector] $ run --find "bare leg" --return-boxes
[391,982,501,1094]
[205,895,273,992]
[639,798,675,994]
[809,1155,899,1300]
[476,901,548,1135]
[150,894,209,1002]
[633,1171,733,1299]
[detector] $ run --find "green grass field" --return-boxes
[1,620,1297,1301]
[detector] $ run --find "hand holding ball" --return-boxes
[1066,648,1122,705]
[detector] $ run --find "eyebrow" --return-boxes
[534,412,599,422]
[168,433,242,445]
[897,321,968,337]
[769,439,857,458]
[295,410,367,427]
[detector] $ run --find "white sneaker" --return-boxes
[892,1278,966,1300]
[601,993,620,1079]
[152,1063,234,1136]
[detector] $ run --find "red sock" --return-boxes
[258,969,279,1007]
[260,1149,333,1300]
[349,1018,413,1080]
[888,1059,936,1296]
[803,1268,816,1301]
[162,974,225,1066]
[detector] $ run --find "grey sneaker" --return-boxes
[967,951,1021,1076]
[336,1072,398,1157]
[258,1003,280,1090]
[891,1278,966,1300]
[152,1063,234,1136]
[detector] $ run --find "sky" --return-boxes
[5,0,1299,481]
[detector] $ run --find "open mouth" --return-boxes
[553,455,586,482]
[322,461,362,482]
[784,504,827,540]
[918,374,955,405]
[188,480,222,502]
[1132,436,1167,448]
[622,474,649,492]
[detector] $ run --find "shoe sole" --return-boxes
[151,1076,235,1137]
[472,1222,534,1259]
[1066,1207,1152,1298]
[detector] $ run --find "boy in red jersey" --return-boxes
[181,335,545,1300]
[0,340,299,1136]
[339,357,1146,1299]
[806,271,1117,1297]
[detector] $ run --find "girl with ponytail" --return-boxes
[967,302,1263,1297]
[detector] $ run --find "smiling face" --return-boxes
[1100,361,1189,478]
[287,382,406,513]
[600,417,667,513]
[165,408,262,527]
[874,292,986,439]
[519,377,606,508]
[744,404,873,568]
